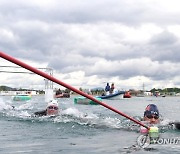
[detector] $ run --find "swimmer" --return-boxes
[143,104,160,124]
[34,100,59,116]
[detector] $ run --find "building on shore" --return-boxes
[0,90,39,96]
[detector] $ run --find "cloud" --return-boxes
[0,0,180,90]
[148,31,180,62]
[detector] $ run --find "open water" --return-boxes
[0,95,179,154]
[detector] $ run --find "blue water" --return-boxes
[0,95,179,153]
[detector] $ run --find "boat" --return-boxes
[74,96,101,105]
[123,91,131,98]
[54,93,70,98]
[97,90,125,99]
[12,94,32,101]
[54,88,70,98]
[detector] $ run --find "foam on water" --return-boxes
[0,98,179,132]
[0,98,14,110]
[0,99,126,130]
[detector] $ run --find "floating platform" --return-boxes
[74,96,101,105]
[12,95,32,101]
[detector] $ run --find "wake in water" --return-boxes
[0,98,129,130]
[0,98,179,132]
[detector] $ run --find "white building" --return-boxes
[144,91,152,96]
[0,90,39,96]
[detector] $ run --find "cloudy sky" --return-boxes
[0,0,180,91]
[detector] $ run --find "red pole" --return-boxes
[0,51,149,129]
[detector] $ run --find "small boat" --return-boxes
[54,93,70,98]
[54,88,70,98]
[74,96,101,105]
[12,94,32,101]
[97,90,125,99]
[123,91,131,98]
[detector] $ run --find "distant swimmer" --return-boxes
[34,100,59,117]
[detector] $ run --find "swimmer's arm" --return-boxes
[169,122,180,130]
[33,110,47,116]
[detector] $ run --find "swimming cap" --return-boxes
[47,100,58,108]
[144,104,159,117]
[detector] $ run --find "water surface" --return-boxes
[0,95,179,153]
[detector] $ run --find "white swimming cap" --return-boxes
[47,100,58,107]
